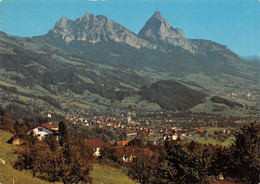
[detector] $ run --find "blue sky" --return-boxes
[0,0,259,56]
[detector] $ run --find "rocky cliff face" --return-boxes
[46,12,155,49]
[46,11,197,53]
[139,11,196,53]
[48,16,75,43]
[35,11,241,65]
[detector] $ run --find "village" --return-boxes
[1,101,259,184]
[26,110,244,165]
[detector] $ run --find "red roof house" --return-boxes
[30,122,59,140]
[113,146,154,163]
[85,139,105,157]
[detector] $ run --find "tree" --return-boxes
[128,152,159,184]
[209,145,232,177]
[14,141,48,178]
[59,120,69,146]
[45,135,59,151]
[128,137,145,147]
[0,106,14,132]
[101,143,121,163]
[58,139,94,184]
[59,120,68,135]
[231,122,260,183]
[15,137,94,184]
[161,140,214,184]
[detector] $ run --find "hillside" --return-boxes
[0,131,137,184]
[139,80,206,111]
[210,96,243,108]
[0,131,57,184]
[91,164,138,184]
[0,31,147,116]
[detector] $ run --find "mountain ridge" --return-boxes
[37,12,156,50]
[34,11,241,65]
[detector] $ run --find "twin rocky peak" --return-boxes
[43,11,196,54]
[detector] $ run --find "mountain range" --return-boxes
[34,12,244,75]
[0,11,259,117]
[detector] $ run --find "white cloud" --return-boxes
[0,0,2,2]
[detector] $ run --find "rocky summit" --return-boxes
[138,11,196,53]
[39,11,197,53]
[35,11,240,65]
[42,12,155,49]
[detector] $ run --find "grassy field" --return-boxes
[78,75,95,84]
[115,95,161,111]
[0,81,32,94]
[0,131,52,184]
[91,164,138,184]
[18,95,32,101]
[70,101,91,109]
[191,127,235,147]
[0,131,138,184]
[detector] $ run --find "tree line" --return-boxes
[126,122,259,184]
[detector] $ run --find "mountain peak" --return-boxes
[152,11,163,21]
[83,12,96,20]
[84,12,90,17]
[61,16,67,20]
[138,12,196,53]
[138,11,182,42]
[59,16,68,24]
[54,16,70,30]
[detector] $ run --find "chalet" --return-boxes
[85,138,105,157]
[30,122,59,140]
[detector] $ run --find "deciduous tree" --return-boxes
[231,122,260,183]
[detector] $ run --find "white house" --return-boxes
[84,138,105,157]
[30,122,59,140]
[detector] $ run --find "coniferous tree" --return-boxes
[59,120,69,146]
